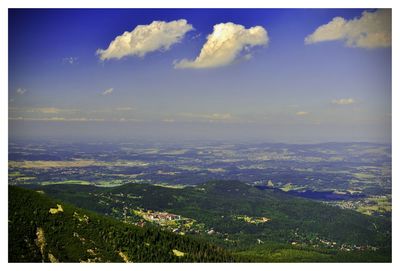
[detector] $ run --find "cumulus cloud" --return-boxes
[305,9,391,48]
[97,19,193,60]
[295,111,309,116]
[102,88,114,96]
[174,22,268,69]
[16,88,27,95]
[332,98,355,105]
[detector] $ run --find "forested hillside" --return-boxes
[21,180,391,262]
[8,185,241,262]
[35,181,391,249]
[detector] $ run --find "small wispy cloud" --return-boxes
[331,98,355,105]
[118,118,142,122]
[115,107,134,111]
[206,113,233,121]
[295,111,309,116]
[36,107,60,114]
[62,56,78,65]
[179,112,235,122]
[9,107,78,115]
[8,117,104,122]
[102,88,114,96]
[16,88,27,95]
[191,33,202,40]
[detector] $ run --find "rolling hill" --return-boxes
[17,180,391,262]
[8,185,242,262]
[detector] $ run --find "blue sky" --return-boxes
[8,9,391,143]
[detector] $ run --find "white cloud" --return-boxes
[332,98,355,105]
[17,107,62,114]
[191,33,202,40]
[16,88,27,95]
[9,107,79,116]
[305,9,391,48]
[174,22,268,69]
[115,107,134,111]
[36,107,60,114]
[180,112,235,122]
[118,118,142,122]
[295,111,309,116]
[9,113,145,122]
[62,57,78,65]
[205,113,233,121]
[102,88,114,96]
[8,117,104,122]
[97,19,193,60]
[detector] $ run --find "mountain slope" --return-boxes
[8,185,242,262]
[28,180,391,262]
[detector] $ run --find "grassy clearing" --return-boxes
[172,249,185,257]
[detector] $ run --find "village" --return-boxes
[130,208,208,235]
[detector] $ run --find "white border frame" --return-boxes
[1,1,398,271]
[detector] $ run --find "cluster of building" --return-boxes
[145,212,181,221]
[132,209,182,223]
[235,215,270,224]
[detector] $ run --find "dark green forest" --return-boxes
[34,181,391,249]
[11,180,391,262]
[8,185,242,262]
